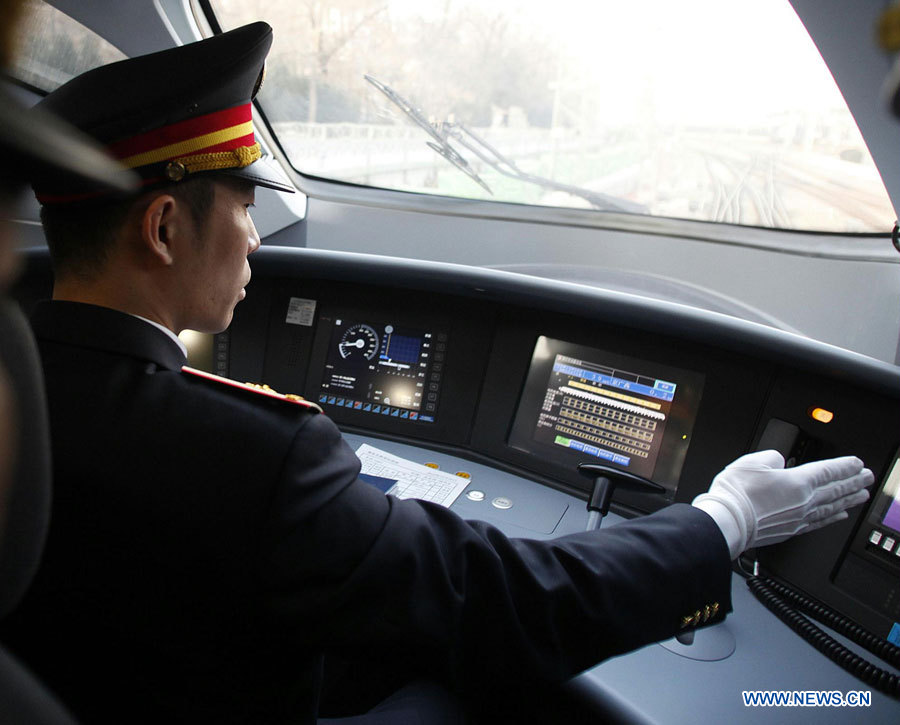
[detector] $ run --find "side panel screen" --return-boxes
[860,451,900,569]
[316,316,446,423]
[508,336,705,493]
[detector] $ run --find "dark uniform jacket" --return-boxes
[3,301,732,723]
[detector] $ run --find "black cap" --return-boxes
[32,22,293,204]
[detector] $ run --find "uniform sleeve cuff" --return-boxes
[692,494,746,560]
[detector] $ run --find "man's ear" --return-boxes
[140,194,181,266]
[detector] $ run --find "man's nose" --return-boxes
[247,218,261,254]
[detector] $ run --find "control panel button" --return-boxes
[466,490,485,502]
[882,537,896,553]
[869,530,883,546]
[491,496,513,510]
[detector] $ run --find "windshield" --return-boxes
[210,0,895,234]
[209,0,898,234]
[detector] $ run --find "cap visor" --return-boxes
[219,156,295,193]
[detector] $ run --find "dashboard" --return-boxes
[15,244,900,720]
[219,246,900,639]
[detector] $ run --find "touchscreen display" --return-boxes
[871,455,900,536]
[316,317,446,423]
[508,337,705,492]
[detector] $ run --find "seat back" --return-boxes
[0,298,51,617]
[0,298,75,723]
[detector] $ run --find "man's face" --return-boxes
[179,179,260,334]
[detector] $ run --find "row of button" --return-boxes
[427,345,444,403]
[421,462,513,510]
[558,436,631,467]
[317,395,435,423]
[465,490,513,509]
[214,334,229,377]
[867,529,900,558]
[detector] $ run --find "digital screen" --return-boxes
[316,318,446,423]
[872,455,900,536]
[509,337,705,492]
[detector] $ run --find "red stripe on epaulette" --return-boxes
[181,366,322,413]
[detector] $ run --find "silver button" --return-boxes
[491,496,513,510]
[466,490,485,502]
[869,530,883,546]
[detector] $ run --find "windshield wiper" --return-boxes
[364,75,644,214]
[364,75,491,193]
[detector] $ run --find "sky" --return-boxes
[385,0,847,125]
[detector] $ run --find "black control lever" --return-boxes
[578,465,728,651]
[577,463,665,530]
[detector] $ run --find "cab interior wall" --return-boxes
[301,196,900,363]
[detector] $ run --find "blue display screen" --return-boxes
[317,318,447,424]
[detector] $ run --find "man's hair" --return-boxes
[40,174,218,279]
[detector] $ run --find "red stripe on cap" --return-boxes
[108,104,252,160]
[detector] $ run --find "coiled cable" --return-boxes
[747,576,900,698]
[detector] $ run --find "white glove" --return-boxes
[693,450,873,560]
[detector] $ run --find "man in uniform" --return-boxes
[0,22,873,724]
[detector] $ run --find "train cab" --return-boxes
[3,0,900,722]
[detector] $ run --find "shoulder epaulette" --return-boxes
[181,366,322,413]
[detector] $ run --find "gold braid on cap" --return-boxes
[175,142,261,174]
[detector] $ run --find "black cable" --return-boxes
[760,577,900,667]
[747,576,900,698]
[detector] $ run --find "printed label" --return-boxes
[286,297,317,326]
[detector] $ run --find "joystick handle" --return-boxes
[577,463,665,530]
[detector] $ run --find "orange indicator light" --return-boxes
[809,407,834,424]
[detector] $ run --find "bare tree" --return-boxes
[301,1,387,122]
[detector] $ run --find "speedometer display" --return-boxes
[338,323,379,360]
[318,316,447,424]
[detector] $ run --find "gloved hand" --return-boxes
[692,450,873,560]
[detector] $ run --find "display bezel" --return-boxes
[507,336,705,495]
[871,452,900,537]
[310,310,447,424]
[857,446,900,572]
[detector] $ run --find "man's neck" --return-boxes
[52,277,179,335]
